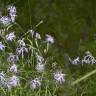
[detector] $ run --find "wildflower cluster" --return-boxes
[0,4,66,90]
[0,71,20,89]
[69,51,96,65]
[0,5,16,27]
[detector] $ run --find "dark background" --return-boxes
[1,0,96,55]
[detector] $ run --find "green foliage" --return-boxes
[0,0,96,96]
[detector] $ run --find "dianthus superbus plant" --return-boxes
[0,4,66,96]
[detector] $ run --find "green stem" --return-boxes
[71,69,96,86]
[45,80,49,96]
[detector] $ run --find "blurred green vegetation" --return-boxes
[1,0,96,54]
[1,0,96,95]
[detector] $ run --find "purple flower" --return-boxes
[0,71,6,87]
[46,34,54,44]
[7,53,18,63]
[82,51,96,64]
[6,32,16,41]
[7,5,16,13]
[18,38,25,47]
[7,75,20,89]
[53,71,65,84]
[35,53,45,72]
[16,47,28,56]
[0,42,5,51]
[0,16,11,26]
[69,57,80,65]
[30,78,41,89]
[7,5,17,22]
[10,64,17,73]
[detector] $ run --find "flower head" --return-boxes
[7,5,17,22]
[18,38,25,47]
[0,71,6,87]
[29,29,34,38]
[36,53,44,63]
[35,53,45,72]
[0,16,11,26]
[29,29,41,39]
[36,63,45,72]
[16,47,28,56]
[7,75,20,89]
[35,32,41,39]
[6,32,16,41]
[30,78,41,89]
[69,57,80,65]
[7,53,18,64]
[46,34,54,44]
[0,42,5,51]
[10,64,17,73]
[10,15,16,22]
[7,5,16,13]
[53,71,65,84]
[82,51,96,64]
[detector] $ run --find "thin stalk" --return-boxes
[45,80,49,96]
[21,20,43,38]
[53,84,58,95]
[0,87,6,95]
[71,69,96,86]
